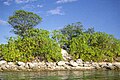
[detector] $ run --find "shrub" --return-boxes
[0,29,63,62]
[69,32,120,62]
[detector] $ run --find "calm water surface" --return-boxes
[0,70,119,80]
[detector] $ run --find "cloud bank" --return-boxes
[0,20,8,26]
[47,6,65,15]
[15,0,37,4]
[56,0,78,4]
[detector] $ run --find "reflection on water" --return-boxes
[0,70,120,80]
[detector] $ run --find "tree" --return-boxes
[8,10,42,37]
[61,22,84,40]
[85,27,95,34]
[60,22,84,50]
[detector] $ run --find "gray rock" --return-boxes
[28,62,35,69]
[17,66,26,70]
[1,65,7,70]
[7,62,17,70]
[17,62,25,66]
[85,61,90,64]
[76,59,83,64]
[70,60,78,67]
[64,64,71,70]
[106,63,114,70]
[25,63,29,69]
[55,66,65,70]
[61,49,71,60]
[46,62,56,68]
[92,62,100,69]
[27,62,38,69]
[100,63,107,68]
[83,64,90,67]
[38,62,45,67]
[112,62,120,69]
[78,63,83,67]
[83,62,91,67]
[57,61,66,66]
[5,65,10,68]
[0,60,7,65]
[8,62,15,66]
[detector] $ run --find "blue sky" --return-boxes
[0,0,120,44]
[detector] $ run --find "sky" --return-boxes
[0,0,120,44]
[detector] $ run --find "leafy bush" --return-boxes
[51,22,120,62]
[0,29,62,62]
[69,32,120,62]
[0,37,25,62]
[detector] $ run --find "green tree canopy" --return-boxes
[8,10,42,37]
[59,22,84,50]
[61,22,84,40]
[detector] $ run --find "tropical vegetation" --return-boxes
[0,10,120,62]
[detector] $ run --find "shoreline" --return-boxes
[0,60,120,71]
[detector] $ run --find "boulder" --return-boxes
[70,60,78,67]
[61,49,71,60]
[17,66,26,70]
[92,62,100,69]
[17,62,25,67]
[76,59,83,64]
[112,62,120,69]
[64,64,71,70]
[38,62,45,66]
[55,66,65,70]
[57,61,66,66]
[8,62,15,66]
[83,62,91,67]
[27,62,38,69]
[0,60,7,65]
[1,65,7,70]
[7,62,17,70]
[25,63,29,69]
[99,62,107,68]
[83,64,90,67]
[78,63,83,67]
[106,63,114,70]
[46,62,56,68]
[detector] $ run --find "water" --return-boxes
[0,70,119,80]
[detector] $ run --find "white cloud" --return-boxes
[3,0,13,6]
[22,4,35,9]
[37,4,43,8]
[47,6,65,15]
[3,1,10,5]
[56,0,77,4]
[22,4,43,11]
[15,0,37,4]
[2,0,38,5]
[0,20,8,26]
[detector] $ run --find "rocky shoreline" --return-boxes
[0,49,120,71]
[0,60,120,71]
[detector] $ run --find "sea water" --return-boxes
[0,70,119,80]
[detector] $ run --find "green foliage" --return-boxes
[51,22,120,62]
[53,22,84,50]
[51,30,68,47]
[8,10,42,37]
[0,37,25,62]
[85,27,95,34]
[1,9,120,62]
[0,29,62,62]
[61,22,84,40]
[69,32,120,62]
